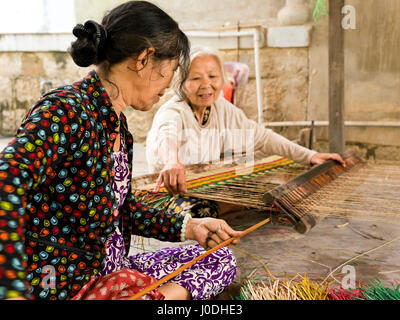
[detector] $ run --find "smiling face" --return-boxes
[183,54,224,110]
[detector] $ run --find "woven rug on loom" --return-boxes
[134,155,297,208]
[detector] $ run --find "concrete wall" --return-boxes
[73,0,284,28]
[308,0,400,160]
[0,0,399,161]
[0,51,90,135]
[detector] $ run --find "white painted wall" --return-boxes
[0,0,75,33]
[73,0,285,29]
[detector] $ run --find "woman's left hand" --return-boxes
[185,217,243,250]
[311,153,346,167]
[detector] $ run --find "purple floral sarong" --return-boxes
[99,135,237,300]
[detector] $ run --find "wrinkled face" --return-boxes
[131,58,179,111]
[183,54,224,109]
[108,55,178,112]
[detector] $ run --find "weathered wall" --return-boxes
[73,0,285,29]
[307,0,400,160]
[0,52,90,135]
[221,47,309,123]
[121,0,309,144]
[0,0,399,161]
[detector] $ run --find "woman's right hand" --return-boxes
[185,217,243,250]
[154,160,187,195]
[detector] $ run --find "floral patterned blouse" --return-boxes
[0,71,185,300]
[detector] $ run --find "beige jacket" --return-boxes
[146,95,317,173]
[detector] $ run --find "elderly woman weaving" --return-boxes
[146,47,345,216]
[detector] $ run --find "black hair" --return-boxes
[68,1,190,98]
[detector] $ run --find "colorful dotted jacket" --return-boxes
[0,71,185,300]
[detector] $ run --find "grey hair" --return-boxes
[174,46,228,101]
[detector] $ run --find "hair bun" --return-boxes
[69,20,107,67]
[72,24,89,39]
[83,20,108,49]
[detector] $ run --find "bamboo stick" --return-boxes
[128,217,271,300]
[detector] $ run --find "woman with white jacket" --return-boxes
[146,47,345,215]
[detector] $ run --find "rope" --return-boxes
[128,217,271,300]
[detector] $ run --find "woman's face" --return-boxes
[114,55,178,112]
[134,58,178,111]
[184,54,224,109]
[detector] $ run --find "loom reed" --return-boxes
[135,153,400,231]
[133,159,310,209]
[276,161,400,225]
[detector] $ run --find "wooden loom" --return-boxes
[132,154,310,211]
[264,151,400,232]
[132,150,384,234]
[130,151,400,300]
[263,150,365,233]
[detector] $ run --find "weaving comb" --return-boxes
[262,150,365,234]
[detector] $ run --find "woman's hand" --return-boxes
[185,217,243,250]
[154,161,187,195]
[311,153,346,167]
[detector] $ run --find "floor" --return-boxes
[127,206,400,300]
[224,209,400,287]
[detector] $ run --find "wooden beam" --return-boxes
[329,0,345,154]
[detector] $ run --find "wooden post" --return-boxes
[329,0,345,154]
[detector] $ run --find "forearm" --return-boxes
[228,105,317,165]
[158,137,180,165]
[122,193,185,242]
[258,129,317,164]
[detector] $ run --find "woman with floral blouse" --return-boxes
[0,1,242,300]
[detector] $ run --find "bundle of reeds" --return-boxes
[238,274,332,300]
[237,276,400,300]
